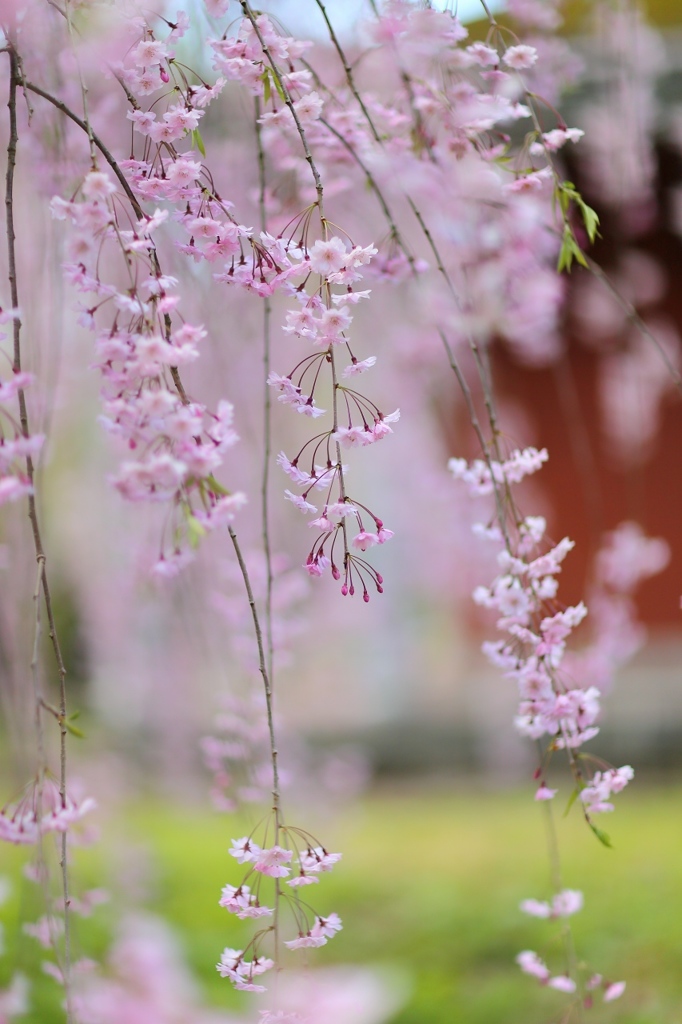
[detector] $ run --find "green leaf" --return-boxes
[571,240,589,269]
[578,199,600,244]
[262,68,271,105]
[563,787,580,818]
[555,184,571,217]
[271,71,286,102]
[557,229,573,273]
[65,721,85,739]
[588,821,613,848]
[205,474,230,496]
[557,225,588,273]
[68,710,81,721]
[186,513,206,549]
[191,129,206,158]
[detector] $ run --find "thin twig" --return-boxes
[228,526,281,962]
[241,0,350,532]
[240,2,324,214]
[313,0,382,144]
[5,45,73,1022]
[24,80,142,217]
[24,79,191,406]
[255,97,275,686]
[309,11,516,539]
[587,256,682,396]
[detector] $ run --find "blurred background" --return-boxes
[1,0,682,1022]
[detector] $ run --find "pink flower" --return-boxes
[127,109,156,135]
[548,975,576,993]
[195,493,247,530]
[283,308,318,339]
[286,873,319,887]
[347,244,378,268]
[308,237,347,277]
[332,289,371,305]
[305,554,330,578]
[253,845,293,877]
[516,950,549,981]
[311,912,342,939]
[371,412,399,441]
[534,127,584,153]
[552,889,583,917]
[133,67,165,96]
[342,356,376,377]
[23,915,64,949]
[216,946,243,973]
[41,796,97,833]
[229,836,261,863]
[0,473,32,501]
[293,91,323,123]
[131,39,168,66]
[610,765,635,792]
[0,370,34,401]
[520,898,550,918]
[285,490,317,514]
[167,157,202,187]
[466,42,499,66]
[317,306,352,343]
[309,515,335,533]
[278,452,314,486]
[504,171,552,194]
[82,171,116,202]
[299,847,342,873]
[534,785,557,801]
[334,425,373,448]
[503,44,538,69]
[284,933,327,950]
[604,981,626,1002]
[353,531,379,551]
[69,889,109,917]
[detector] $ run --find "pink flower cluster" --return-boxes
[517,949,625,1003]
[209,14,311,98]
[249,1,575,364]
[452,450,602,753]
[449,447,549,496]
[217,829,342,993]
[0,777,95,845]
[579,765,634,815]
[109,12,397,593]
[516,950,578,994]
[517,943,625,1004]
[450,454,644,810]
[53,168,245,575]
[266,233,396,596]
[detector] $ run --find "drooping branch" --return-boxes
[5,45,73,1023]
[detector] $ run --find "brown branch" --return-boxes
[24,80,191,405]
[24,79,144,217]
[5,46,73,1022]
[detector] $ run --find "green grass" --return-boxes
[1,781,682,1022]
